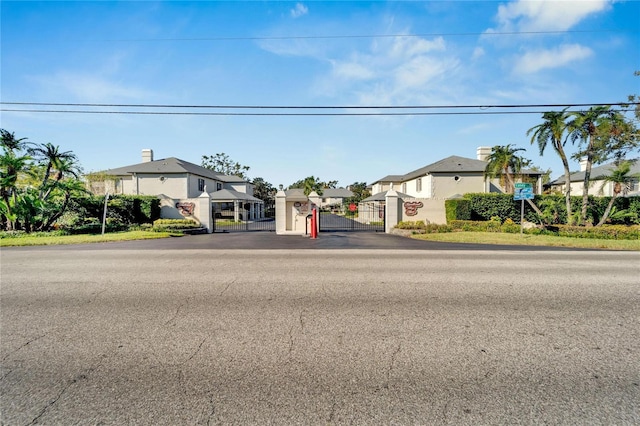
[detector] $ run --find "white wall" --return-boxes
[399,198,447,224]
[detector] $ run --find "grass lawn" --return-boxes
[411,231,640,251]
[0,230,174,247]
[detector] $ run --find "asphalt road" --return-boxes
[1,240,639,424]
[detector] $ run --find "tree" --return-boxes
[201,153,250,180]
[483,144,528,194]
[484,145,544,220]
[527,109,575,224]
[0,129,85,232]
[29,142,78,196]
[347,182,371,203]
[288,176,325,196]
[567,106,629,225]
[595,160,640,226]
[0,153,34,230]
[252,177,276,202]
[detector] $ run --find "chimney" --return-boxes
[477,146,491,162]
[142,149,154,163]
[579,158,588,171]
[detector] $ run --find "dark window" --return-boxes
[217,182,223,191]
[198,178,205,192]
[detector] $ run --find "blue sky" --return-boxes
[2,1,639,188]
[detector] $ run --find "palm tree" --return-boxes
[484,145,545,220]
[595,160,640,226]
[483,144,528,193]
[29,143,78,197]
[527,109,574,224]
[567,106,625,224]
[0,154,33,230]
[1,129,31,154]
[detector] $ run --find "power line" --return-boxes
[95,29,637,42]
[2,101,635,110]
[1,108,636,117]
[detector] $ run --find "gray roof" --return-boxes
[209,188,262,202]
[372,156,488,184]
[101,157,247,183]
[372,155,543,185]
[362,191,412,202]
[550,159,640,185]
[321,188,354,198]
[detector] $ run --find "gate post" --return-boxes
[197,188,213,233]
[275,189,287,234]
[385,190,400,234]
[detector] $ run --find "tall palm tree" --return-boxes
[567,106,625,224]
[527,109,574,224]
[484,145,544,219]
[595,160,640,226]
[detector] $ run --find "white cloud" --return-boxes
[290,3,308,19]
[327,35,457,102]
[34,72,154,103]
[490,0,612,32]
[472,47,485,60]
[514,44,593,74]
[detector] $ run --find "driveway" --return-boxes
[8,230,591,251]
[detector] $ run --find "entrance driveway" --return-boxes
[16,231,586,251]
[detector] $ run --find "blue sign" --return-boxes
[514,183,534,200]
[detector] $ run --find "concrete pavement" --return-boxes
[1,246,639,424]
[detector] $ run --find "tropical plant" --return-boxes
[288,176,325,196]
[595,160,640,226]
[483,145,545,220]
[29,142,78,196]
[567,106,628,224]
[1,129,85,232]
[527,109,575,224]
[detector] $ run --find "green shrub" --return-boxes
[445,199,471,223]
[549,224,640,240]
[152,218,201,232]
[395,221,426,230]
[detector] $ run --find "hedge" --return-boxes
[445,193,640,226]
[64,195,161,229]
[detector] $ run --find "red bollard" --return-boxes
[311,208,318,239]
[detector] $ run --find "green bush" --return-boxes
[395,221,426,230]
[65,195,160,228]
[551,224,640,240]
[445,199,471,223]
[152,218,201,232]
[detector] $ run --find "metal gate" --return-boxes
[318,201,385,232]
[212,201,275,232]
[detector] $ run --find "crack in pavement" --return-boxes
[383,343,402,390]
[26,350,111,425]
[1,333,47,363]
[218,279,237,297]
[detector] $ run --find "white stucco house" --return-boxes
[548,159,640,197]
[370,147,544,199]
[88,149,265,224]
[361,147,544,226]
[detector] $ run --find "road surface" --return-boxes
[1,244,639,424]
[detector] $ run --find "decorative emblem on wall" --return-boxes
[175,202,195,216]
[403,201,423,216]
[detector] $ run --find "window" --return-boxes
[198,178,205,192]
[402,183,407,193]
[416,178,422,192]
[217,182,223,191]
